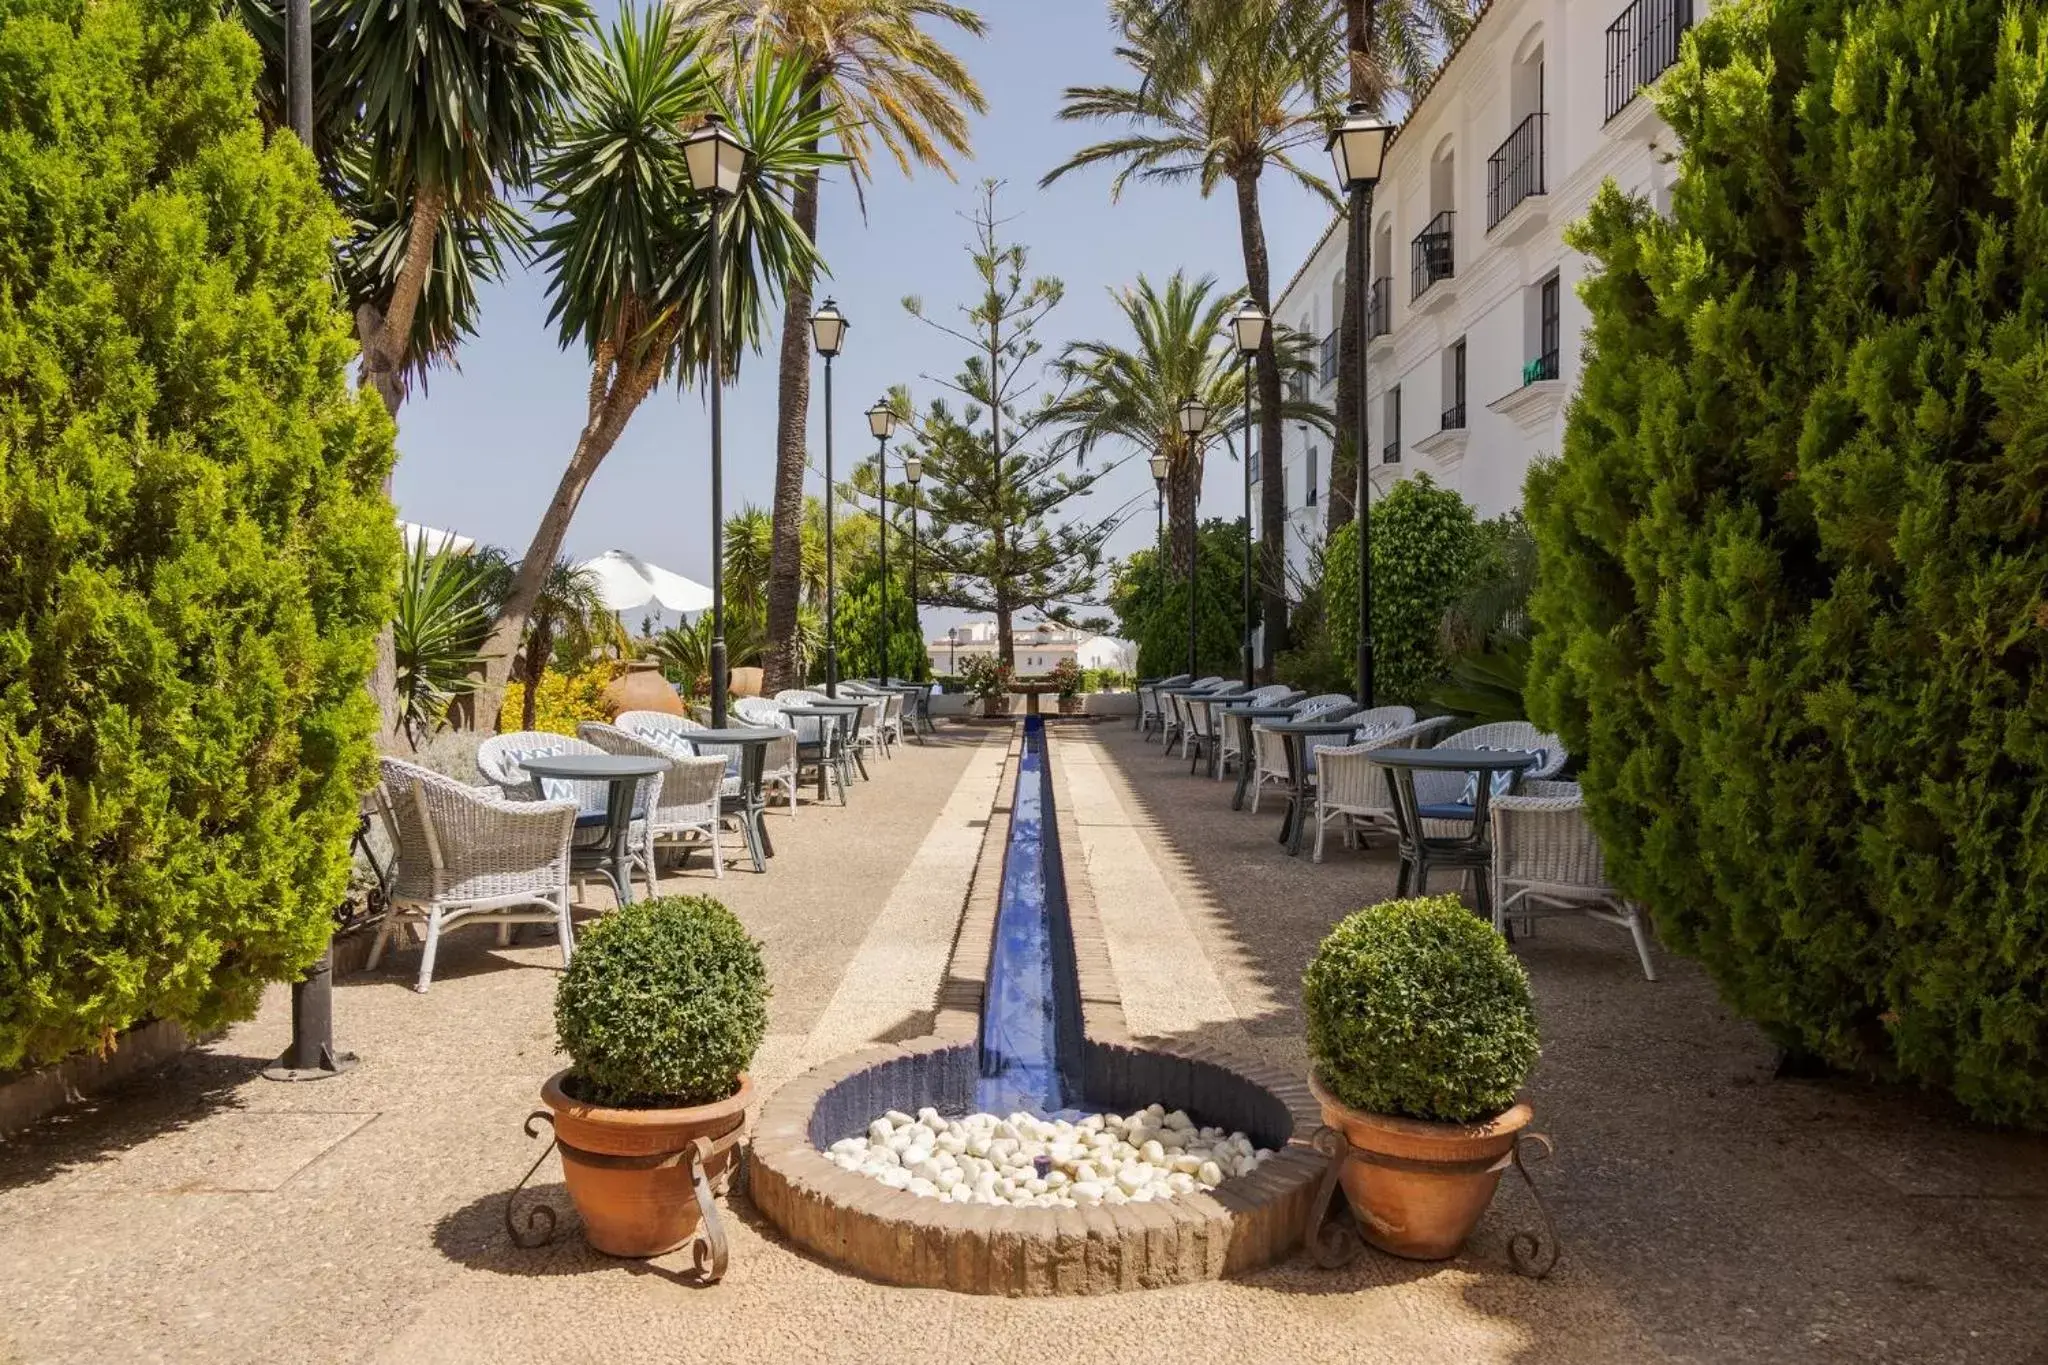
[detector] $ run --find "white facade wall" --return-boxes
[1264,0,1693,587]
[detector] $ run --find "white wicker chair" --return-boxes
[1168,679,1236,757]
[371,758,577,993]
[1491,780,1657,980]
[1412,721,1568,839]
[1213,684,1300,779]
[1247,723,1292,813]
[730,698,802,812]
[1311,712,1456,861]
[771,690,847,803]
[1161,676,1222,753]
[476,730,662,899]
[578,723,729,878]
[1138,674,1191,739]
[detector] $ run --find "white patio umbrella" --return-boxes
[576,550,712,616]
[398,520,475,555]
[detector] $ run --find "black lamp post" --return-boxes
[683,112,750,728]
[1149,452,1168,561]
[809,298,846,697]
[1228,301,1268,689]
[1328,102,1393,707]
[867,399,897,684]
[1175,396,1210,677]
[904,452,923,680]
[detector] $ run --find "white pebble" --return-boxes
[884,1110,914,1128]
[1197,1161,1224,1186]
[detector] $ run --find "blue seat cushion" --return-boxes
[1418,802,1477,821]
[575,807,646,829]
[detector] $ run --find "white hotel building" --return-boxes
[1262,0,1696,584]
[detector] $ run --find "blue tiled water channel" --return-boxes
[975,717,1087,1118]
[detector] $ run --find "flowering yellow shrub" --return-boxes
[499,664,620,735]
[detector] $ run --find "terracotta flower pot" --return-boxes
[1058,696,1084,715]
[980,696,1010,717]
[603,660,683,719]
[541,1069,752,1258]
[1310,1073,1531,1260]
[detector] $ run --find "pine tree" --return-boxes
[899,183,1111,667]
[1526,0,2048,1123]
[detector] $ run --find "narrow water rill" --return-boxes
[976,718,1081,1118]
[749,721,1326,1295]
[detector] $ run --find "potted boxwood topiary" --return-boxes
[1303,894,1540,1259]
[543,895,768,1257]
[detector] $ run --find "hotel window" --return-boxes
[1306,446,1319,507]
[1442,339,1467,429]
[1383,385,1402,463]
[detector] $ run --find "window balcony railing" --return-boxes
[1411,211,1455,300]
[1382,440,1401,464]
[1487,113,1546,229]
[1523,350,1560,385]
[1368,277,1391,337]
[1319,329,1340,384]
[1605,0,1694,123]
[1441,402,1466,431]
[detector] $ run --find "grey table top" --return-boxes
[687,727,788,745]
[1371,747,1538,771]
[516,753,665,780]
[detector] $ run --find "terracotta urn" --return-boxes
[1309,1073,1531,1260]
[540,1070,751,1258]
[603,660,684,719]
[728,666,765,700]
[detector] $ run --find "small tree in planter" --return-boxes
[1049,658,1084,714]
[1303,895,1539,1260]
[961,655,1012,717]
[544,896,769,1258]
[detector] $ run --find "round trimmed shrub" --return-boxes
[554,896,769,1107]
[1304,896,1539,1123]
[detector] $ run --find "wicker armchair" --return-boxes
[1311,712,1455,862]
[578,723,730,878]
[771,690,848,803]
[1168,679,1239,757]
[1412,721,1568,838]
[729,698,802,813]
[1214,684,1303,779]
[1138,674,1191,739]
[475,730,662,899]
[371,758,578,992]
[1160,676,1223,753]
[1491,780,1657,980]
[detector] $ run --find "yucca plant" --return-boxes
[392,540,493,746]
[474,9,840,724]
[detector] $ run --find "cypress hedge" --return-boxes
[1324,475,1484,704]
[1526,0,2048,1122]
[0,0,397,1066]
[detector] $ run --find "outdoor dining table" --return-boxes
[1262,713,1367,856]
[686,727,788,872]
[1225,705,1305,809]
[777,703,859,802]
[807,695,877,780]
[515,752,667,905]
[1202,691,1305,780]
[1371,747,1539,927]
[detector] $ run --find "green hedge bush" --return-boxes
[1303,896,1539,1123]
[1323,475,1484,704]
[554,896,769,1107]
[1107,518,1252,677]
[0,0,396,1068]
[1525,0,2048,1124]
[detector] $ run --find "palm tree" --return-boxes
[1042,0,1340,666]
[1044,271,1328,578]
[670,0,989,694]
[473,9,837,726]
[517,559,614,731]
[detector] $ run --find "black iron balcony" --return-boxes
[1487,113,1546,229]
[1320,329,1340,384]
[1441,402,1466,431]
[1606,0,1694,123]
[1368,277,1391,337]
[1411,211,1455,300]
[1382,440,1401,464]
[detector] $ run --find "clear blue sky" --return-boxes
[391,0,1334,635]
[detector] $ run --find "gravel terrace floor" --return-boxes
[1,718,2044,1365]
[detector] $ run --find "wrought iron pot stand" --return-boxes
[1306,1125,1560,1279]
[504,1109,740,1283]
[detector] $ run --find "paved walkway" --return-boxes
[1,720,2043,1364]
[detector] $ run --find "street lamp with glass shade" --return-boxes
[1148,450,1168,563]
[1174,397,1210,676]
[867,399,899,683]
[903,454,924,695]
[809,299,848,694]
[1229,301,1267,688]
[1327,101,1394,707]
[681,111,751,728]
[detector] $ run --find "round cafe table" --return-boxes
[516,752,667,904]
[1259,713,1364,856]
[777,703,858,803]
[686,727,789,872]
[1371,747,1539,926]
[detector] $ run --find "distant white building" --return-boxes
[927,620,1136,677]
[1264,0,1698,586]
